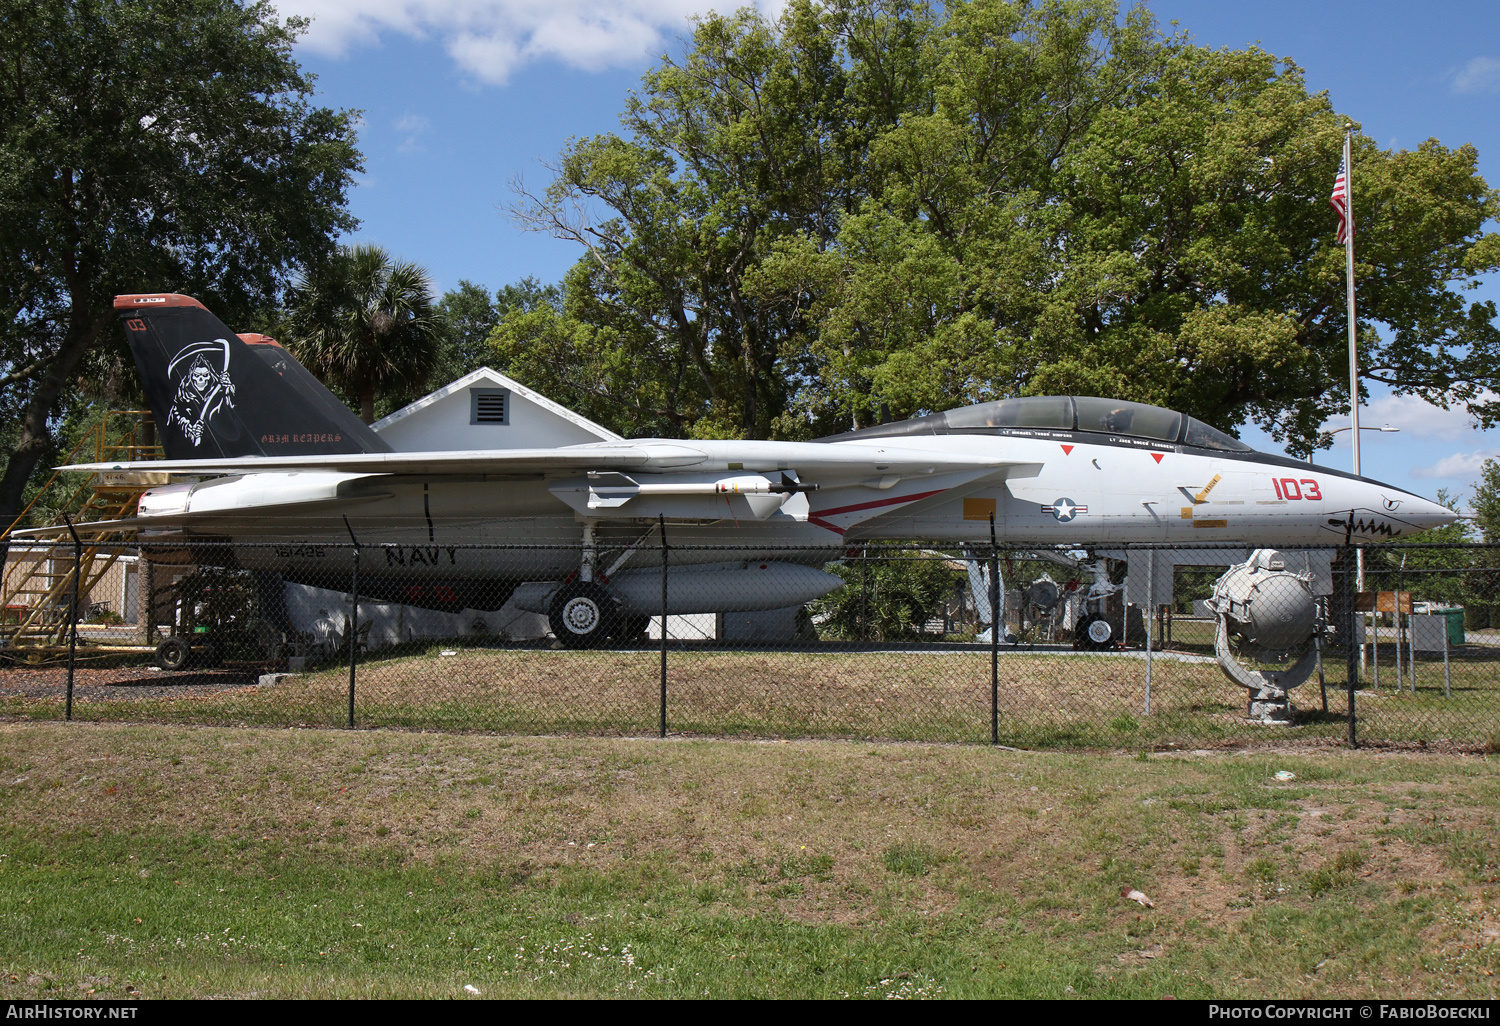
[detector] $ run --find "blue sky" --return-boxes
[276,0,1500,507]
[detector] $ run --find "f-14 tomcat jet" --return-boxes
[68,293,1454,647]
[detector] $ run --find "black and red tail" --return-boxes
[116,294,391,460]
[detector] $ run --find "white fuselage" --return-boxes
[136,431,1451,594]
[835,432,1436,545]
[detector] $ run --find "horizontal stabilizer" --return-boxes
[9,519,146,539]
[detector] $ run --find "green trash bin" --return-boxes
[1432,608,1465,646]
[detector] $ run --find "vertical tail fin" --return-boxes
[116,294,391,459]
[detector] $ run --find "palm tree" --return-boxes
[288,244,442,424]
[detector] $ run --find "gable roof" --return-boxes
[371,367,622,442]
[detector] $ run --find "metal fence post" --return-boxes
[63,515,81,722]
[659,514,668,739]
[1403,607,1414,693]
[859,544,869,641]
[989,514,999,745]
[1399,554,1414,694]
[1342,544,1358,748]
[1316,619,1329,715]
[1442,621,1451,699]
[1144,548,1153,717]
[1389,556,1400,692]
[1409,616,1417,694]
[343,516,360,729]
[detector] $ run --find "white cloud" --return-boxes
[1451,56,1500,95]
[1411,449,1500,480]
[274,1,782,85]
[445,31,522,84]
[394,112,430,153]
[1321,393,1491,444]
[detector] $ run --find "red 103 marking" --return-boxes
[1272,478,1322,500]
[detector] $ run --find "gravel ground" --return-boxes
[0,664,262,702]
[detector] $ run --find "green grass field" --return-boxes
[0,722,1496,999]
[5,641,1497,751]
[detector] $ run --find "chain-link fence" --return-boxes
[3,534,1496,751]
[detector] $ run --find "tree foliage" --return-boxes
[1472,460,1500,545]
[287,244,441,424]
[503,0,1499,447]
[0,0,361,532]
[810,551,961,640]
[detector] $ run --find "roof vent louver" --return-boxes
[471,388,508,425]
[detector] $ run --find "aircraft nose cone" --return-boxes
[1389,491,1458,533]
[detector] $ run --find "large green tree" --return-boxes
[428,277,561,389]
[504,0,884,439]
[0,0,361,537]
[1472,459,1500,544]
[501,0,1499,448]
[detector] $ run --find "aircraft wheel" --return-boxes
[616,616,651,642]
[549,582,619,649]
[156,635,192,671]
[1078,616,1115,651]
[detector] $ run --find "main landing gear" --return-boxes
[548,581,619,649]
[547,521,655,649]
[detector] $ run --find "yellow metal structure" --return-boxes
[1,412,161,660]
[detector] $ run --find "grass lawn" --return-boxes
[0,722,1496,999]
[7,642,1497,751]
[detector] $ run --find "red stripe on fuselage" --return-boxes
[807,489,948,534]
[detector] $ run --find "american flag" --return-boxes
[1330,155,1350,244]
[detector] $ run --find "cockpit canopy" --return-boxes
[830,396,1254,452]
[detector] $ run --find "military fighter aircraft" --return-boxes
[66,293,1454,648]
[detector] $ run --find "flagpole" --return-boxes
[1344,129,1360,499]
[1342,127,1368,679]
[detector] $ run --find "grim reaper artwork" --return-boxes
[167,338,236,447]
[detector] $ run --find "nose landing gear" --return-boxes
[1077,615,1116,650]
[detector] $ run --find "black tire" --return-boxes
[616,616,651,642]
[549,582,619,649]
[1078,615,1115,651]
[156,635,192,671]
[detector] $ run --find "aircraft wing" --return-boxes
[6,491,401,540]
[64,440,1019,481]
[8,518,147,540]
